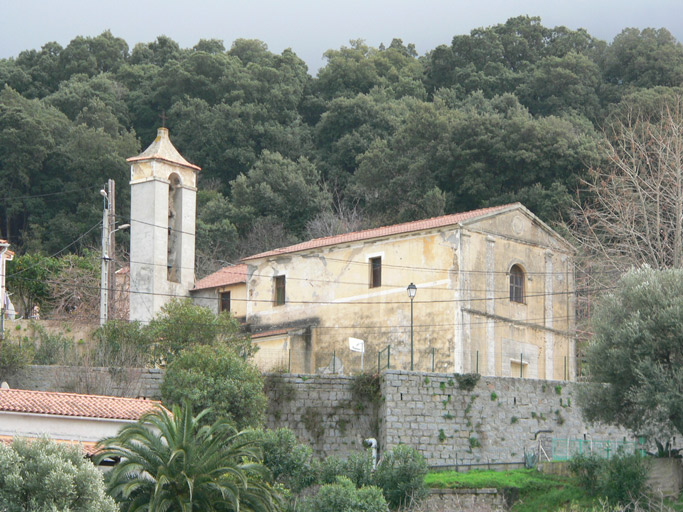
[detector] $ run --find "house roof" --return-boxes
[192,263,248,291]
[0,389,162,421]
[126,127,201,171]
[242,203,516,261]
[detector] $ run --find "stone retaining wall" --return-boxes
[380,370,630,466]
[263,373,378,458]
[3,365,163,399]
[2,366,635,467]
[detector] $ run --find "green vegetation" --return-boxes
[96,403,280,512]
[0,437,116,511]
[161,343,266,429]
[373,445,428,509]
[2,18,682,279]
[426,469,592,512]
[580,268,683,437]
[299,476,388,512]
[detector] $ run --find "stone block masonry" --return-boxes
[4,366,633,466]
[380,370,629,466]
[263,373,378,458]
[4,365,163,399]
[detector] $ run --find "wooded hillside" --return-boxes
[1,16,681,275]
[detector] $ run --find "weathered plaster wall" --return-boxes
[246,231,458,374]
[244,207,575,379]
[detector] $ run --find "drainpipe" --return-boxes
[364,438,378,469]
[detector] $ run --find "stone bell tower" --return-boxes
[127,127,201,322]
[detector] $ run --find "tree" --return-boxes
[579,266,683,438]
[161,344,267,429]
[570,93,683,273]
[0,437,116,511]
[148,298,254,361]
[96,404,280,511]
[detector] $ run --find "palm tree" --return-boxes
[95,403,281,511]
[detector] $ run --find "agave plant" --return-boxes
[95,403,281,511]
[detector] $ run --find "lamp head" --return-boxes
[99,189,107,198]
[407,282,417,299]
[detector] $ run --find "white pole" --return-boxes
[99,191,109,326]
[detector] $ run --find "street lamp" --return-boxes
[407,283,417,371]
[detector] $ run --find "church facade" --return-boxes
[128,129,576,379]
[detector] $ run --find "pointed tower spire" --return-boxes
[127,128,201,322]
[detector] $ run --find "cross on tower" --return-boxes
[159,110,168,128]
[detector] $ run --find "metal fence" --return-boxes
[551,438,646,461]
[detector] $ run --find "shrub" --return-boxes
[0,437,116,511]
[90,319,152,367]
[569,453,602,495]
[318,455,349,484]
[251,428,316,492]
[373,444,428,509]
[161,344,266,429]
[0,336,33,375]
[345,450,375,488]
[601,453,649,505]
[569,452,649,505]
[454,373,480,391]
[29,322,75,365]
[300,476,388,512]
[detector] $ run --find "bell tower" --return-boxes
[127,128,200,322]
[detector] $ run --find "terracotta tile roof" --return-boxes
[193,264,248,291]
[127,127,201,171]
[243,203,517,261]
[252,328,289,339]
[0,389,162,421]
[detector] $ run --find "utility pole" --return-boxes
[107,179,116,321]
[99,184,110,326]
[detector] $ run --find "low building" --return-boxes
[0,387,161,457]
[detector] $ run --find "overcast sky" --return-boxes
[2,0,682,74]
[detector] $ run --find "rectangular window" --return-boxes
[370,257,382,288]
[220,291,231,313]
[274,275,286,306]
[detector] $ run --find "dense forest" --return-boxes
[1,16,682,276]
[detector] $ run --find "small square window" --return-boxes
[220,291,231,313]
[370,257,381,288]
[274,275,286,306]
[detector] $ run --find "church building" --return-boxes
[128,129,576,380]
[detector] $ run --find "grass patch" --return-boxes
[425,469,594,511]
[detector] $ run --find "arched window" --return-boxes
[509,264,525,303]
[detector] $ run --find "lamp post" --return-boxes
[407,282,416,371]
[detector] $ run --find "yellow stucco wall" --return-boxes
[244,207,575,379]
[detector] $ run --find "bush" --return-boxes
[0,336,33,375]
[373,444,428,509]
[0,437,116,511]
[90,319,152,367]
[148,299,254,362]
[569,452,650,505]
[251,428,316,492]
[29,322,75,365]
[318,455,348,484]
[161,343,266,429]
[300,476,388,512]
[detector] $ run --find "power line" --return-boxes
[0,184,102,203]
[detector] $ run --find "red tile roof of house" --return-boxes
[0,389,162,421]
[193,263,248,291]
[243,203,517,261]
